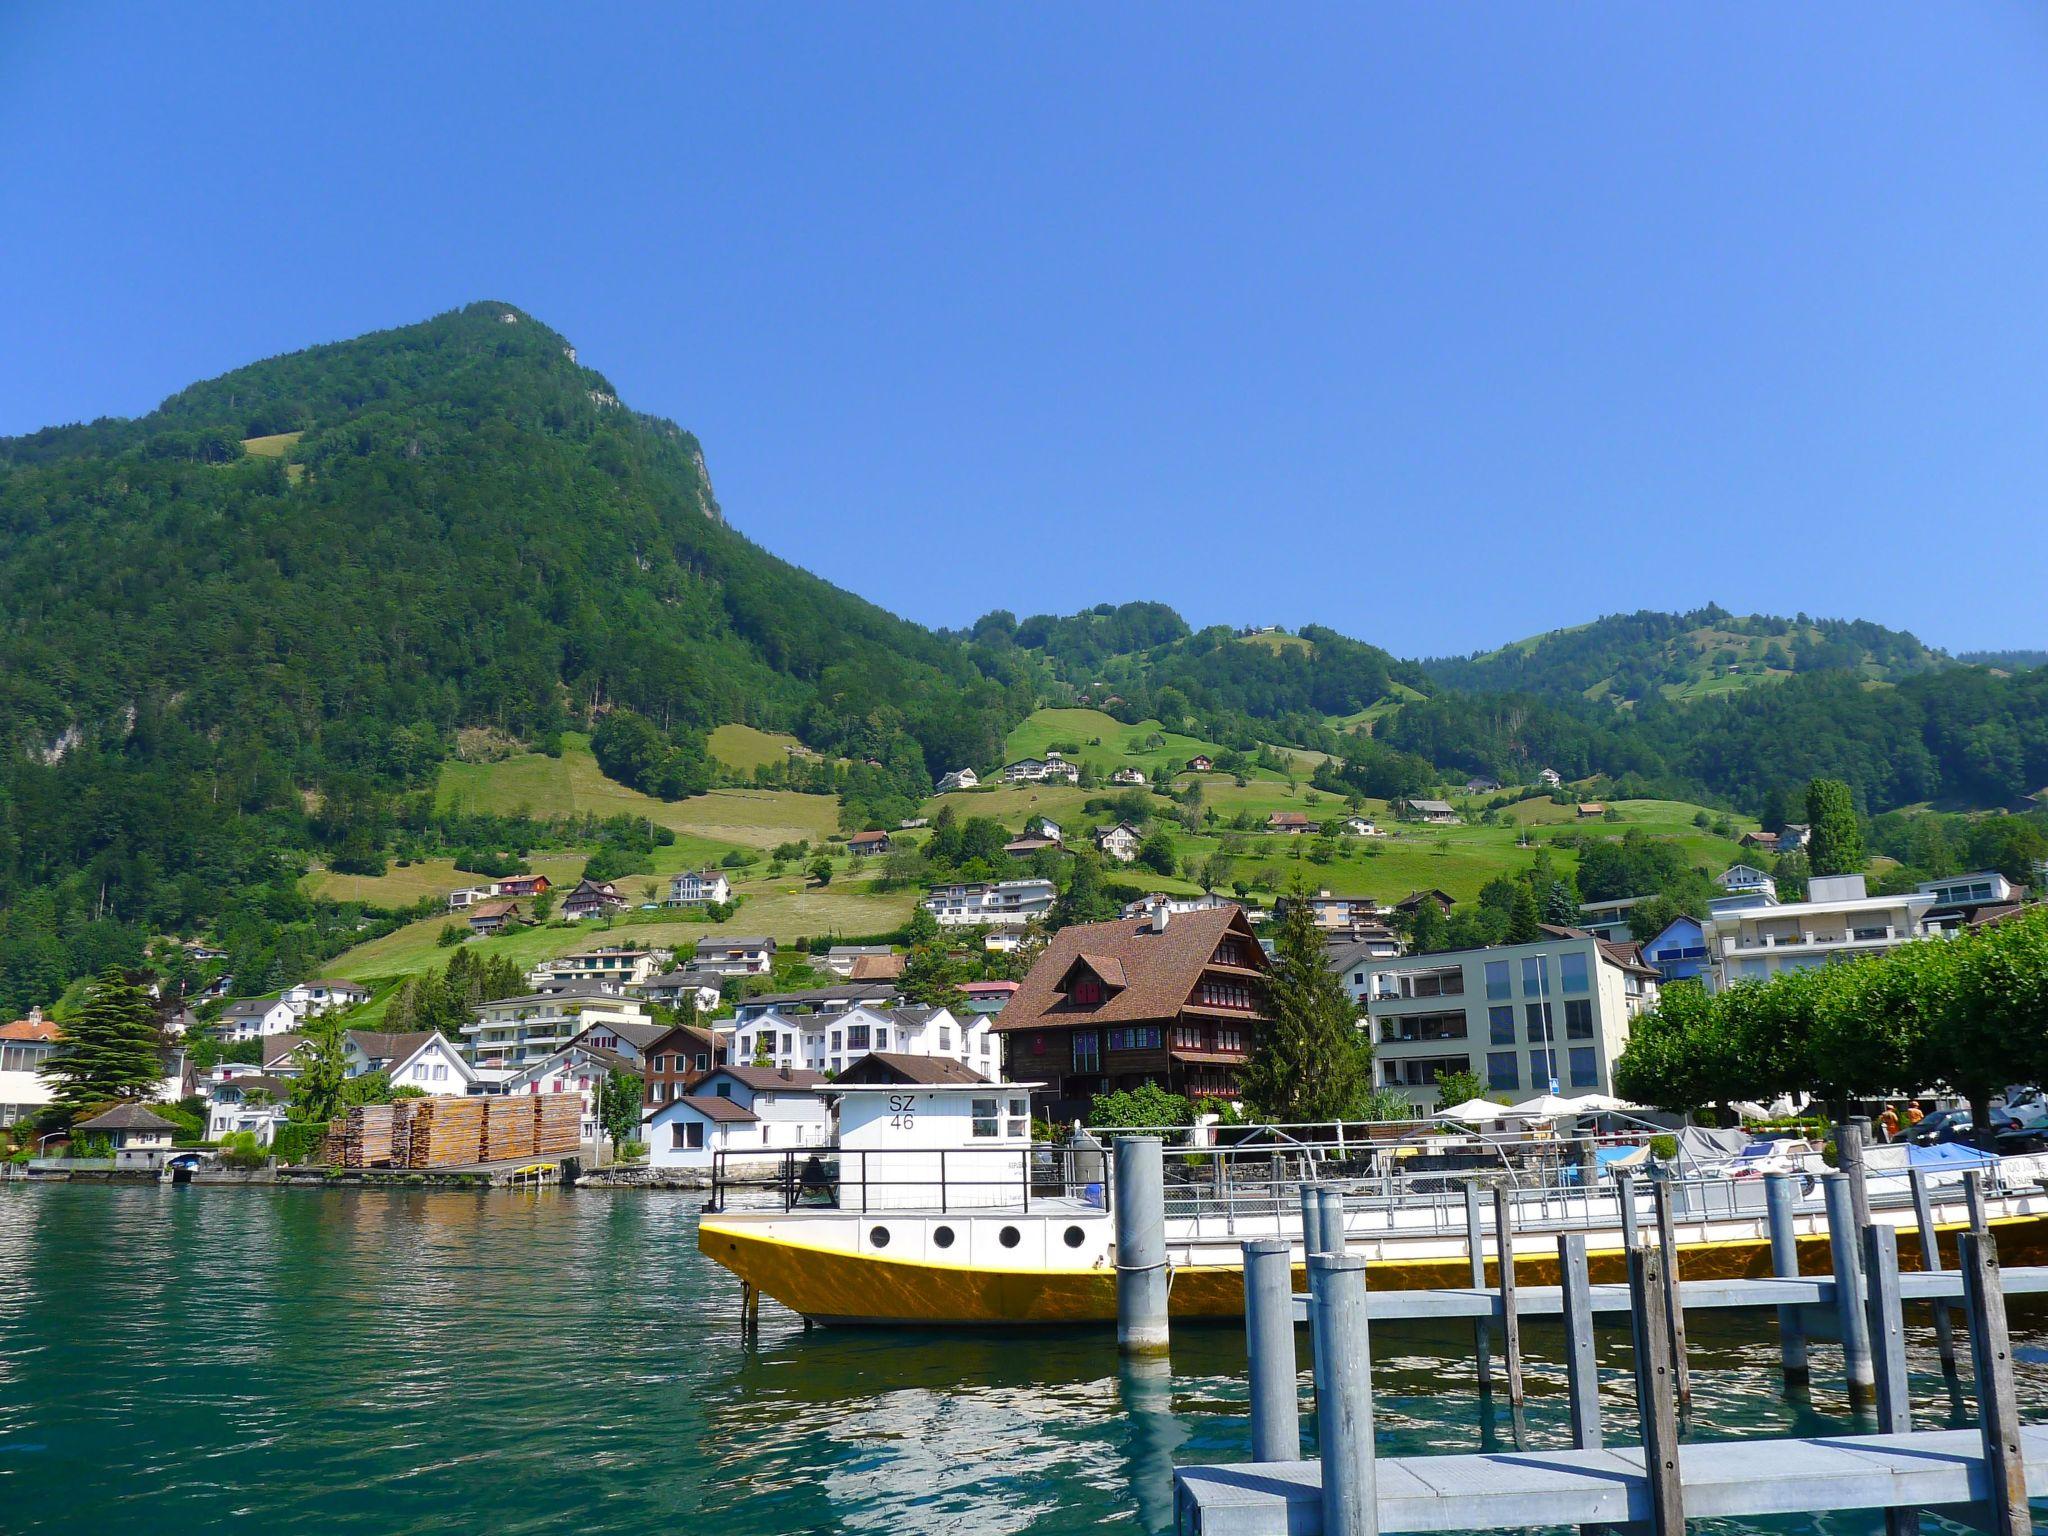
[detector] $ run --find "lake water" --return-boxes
[4,1183,2046,1535]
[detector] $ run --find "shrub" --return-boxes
[218,1131,269,1170]
[272,1122,327,1167]
[1649,1134,1679,1161]
[617,1139,648,1163]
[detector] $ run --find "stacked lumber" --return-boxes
[403,1096,487,1167]
[315,1119,346,1167]
[343,1104,396,1168]
[390,1098,419,1167]
[482,1096,535,1162]
[535,1093,582,1156]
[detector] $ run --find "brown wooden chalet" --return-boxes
[992,904,1270,1119]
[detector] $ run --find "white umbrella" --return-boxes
[1564,1093,1641,1114]
[1502,1094,1579,1119]
[1433,1098,1507,1122]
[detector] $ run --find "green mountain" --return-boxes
[0,303,1024,1006]
[1419,605,1949,705]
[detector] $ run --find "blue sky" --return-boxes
[4,4,2046,657]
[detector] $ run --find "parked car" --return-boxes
[1909,1108,1972,1146]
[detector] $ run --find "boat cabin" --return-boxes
[834,1079,1036,1211]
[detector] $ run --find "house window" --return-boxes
[1486,1051,1519,1091]
[1564,1000,1594,1040]
[1560,952,1590,995]
[830,1031,842,1051]
[1569,1047,1598,1088]
[1072,1032,1100,1073]
[875,1029,890,1050]
[1521,956,1549,997]
[1484,961,1510,1000]
[1108,1027,1163,1051]
[715,1082,732,1099]
[1071,979,1105,1006]
[938,1027,951,1051]
[1216,1028,1243,1052]
[1174,1024,1204,1049]
[1530,1049,1556,1089]
[1198,980,1254,1009]
[1489,1006,1515,1045]
[972,1098,999,1137]
[1524,1002,1551,1039]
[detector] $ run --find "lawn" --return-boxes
[707,723,811,773]
[305,853,588,907]
[1001,707,1287,785]
[240,431,303,457]
[436,733,838,848]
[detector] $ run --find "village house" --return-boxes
[559,877,628,922]
[922,878,1058,927]
[217,998,300,1042]
[204,1075,292,1144]
[1267,811,1312,834]
[465,898,526,937]
[959,979,1020,1016]
[1639,915,1711,984]
[823,945,893,977]
[0,1012,61,1127]
[730,984,901,1023]
[561,1016,672,1072]
[993,903,1271,1120]
[1110,767,1147,786]
[463,986,655,1068]
[1001,751,1079,785]
[847,830,891,857]
[1094,821,1142,863]
[1121,892,1234,926]
[642,1063,830,1170]
[639,969,725,1014]
[693,935,777,977]
[641,1023,726,1108]
[72,1103,180,1169]
[1003,835,1060,857]
[1187,755,1214,773]
[1347,927,1660,1107]
[666,869,732,907]
[934,768,979,793]
[1395,889,1456,920]
[849,953,905,982]
[1576,802,1607,819]
[731,1002,997,1079]
[354,1031,479,1094]
[502,1043,632,1145]
[492,873,552,899]
[282,979,370,1019]
[1399,798,1459,825]
[261,1034,306,1074]
[1465,776,1503,794]
[1575,895,1647,942]
[529,946,671,992]
[1340,816,1380,837]
[446,886,494,910]
[1279,889,1386,933]
[1538,768,1563,788]
[1717,863,1779,901]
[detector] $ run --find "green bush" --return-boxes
[1649,1134,1679,1161]
[69,1134,113,1160]
[617,1139,648,1163]
[272,1121,327,1167]
[218,1131,269,1170]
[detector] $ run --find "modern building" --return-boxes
[667,870,732,907]
[693,936,777,977]
[992,903,1270,1119]
[922,879,1058,928]
[1639,915,1711,984]
[1704,874,1937,991]
[528,946,670,992]
[462,986,655,1068]
[730,983,900,1023]
[1917,871,2025,932]
[934,768,979,793]
[729,1003,997,1080]
[216,998,301,1042]
[1001,752,1079,785]
[1348,928,1660,1107]
[1717,864,1779,901]
[282,979,370,1019]
[1576,896,1647,942]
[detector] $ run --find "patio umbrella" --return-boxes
[1433,1098,1508,1123]
[1563,1093,1641,1114]
[1501,1094,1580,1119]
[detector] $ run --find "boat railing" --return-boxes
[708,1143,1107,1215]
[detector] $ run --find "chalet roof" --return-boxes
[706,1064,828,1092]
[849,953,906,981]
[0,1017,60,1043]
[674,1094,758,1124]
[1597,940,1661,979]
[1405,799,1456,815]
[469,899,520,919]
[646,1023,724,1060]
[848,830,890,845]
[1268,812,1311,826]
[835,1052,991,1086]
[572,1018,670,1051]
[1395,889,1455,911]
[73,1102,179,1132]
[261,1034,304,1068]
[1075,953,1128,988]
[992,905,1264,1034]
[346,1030,438,1064]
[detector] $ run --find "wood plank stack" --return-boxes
[343,1104,396,1168]
[315,1119,346,1167]
[391,1099,419,1167]
[402,1096,487,1167]
[536,1094,582,1156]
[481,1096,535,1162]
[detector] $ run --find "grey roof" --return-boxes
[835,1052,990,1086]
[210,1075,292,1100]
[574,1018,670,1051]
[261,1034,304,1068]
[645,968,721,989]
[222,999,284,1017]
[73,1102,179,1132]
[697,936,776,952]
[703,1064,828,1092]
[345,1030,439,1064]
[478,984,626,1008]
[736,983,898,1011]
[826,945,893,957]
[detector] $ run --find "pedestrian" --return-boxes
[1907,1100,1925,1129]
[1879,1103,1900,1142]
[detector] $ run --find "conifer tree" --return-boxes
[1407,898,1450,954]
[1505,884,1543,944]
[1242,881,1366,1121]
[41,967,165,1118]
[1805,778,1865,876]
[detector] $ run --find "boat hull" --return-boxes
[699,1209,2048,1327]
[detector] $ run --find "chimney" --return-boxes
[779,1065,792,1081]
[28,1005,42,1024]
[1151,896,1169,931]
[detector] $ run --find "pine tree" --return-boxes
[1805,778,1865,876]
[1049,854,1117,931]
[1505,884,1543,944]
[1408,898,1450,954]
[1242,881,1366,1121]
[41,967,165,1119]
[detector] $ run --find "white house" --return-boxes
[446,887,493,910]
[1120,892,1233,925]
[0,1013,60,1127]
[362,1032,478,1094]
[562,1017,670,1069]
[464,987,655,1068]
[282,979,370,1019]
[693,936,777,976]
[1717,864,1779,901]
[823,945,894,978]
[1341,816,1380,837]
[501,1043,634,1145]
[644,1064,831,1170]
[1001,751,1080,785]
[935,768,979,793]
[528,946,670,992]
[1538,768,1563,788]
[640,969,726,1013]
[667,870,732,907]
[729,1003,997,1079]
[204,1074,293,1143]
[217,998,300,1042]
[1705,874,1936,992]
[1110,767,1147,786]
[1094,822,1142,864]
[922,878,1058,928]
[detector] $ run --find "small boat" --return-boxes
[699,1112,2048,1328]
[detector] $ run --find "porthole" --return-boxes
[999,1225,1022,1249]
[1063,1225,1086,1249]
[870,1226,890,1249]
[933,1225,956,1249]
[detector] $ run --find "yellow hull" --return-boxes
[699,1211,2048,1327]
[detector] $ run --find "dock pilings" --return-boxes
[1112,1135,1169,1355]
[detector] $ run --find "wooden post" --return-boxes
[1558,1232,1601,1450]
[1764,1171,1808,1385]
[1465,1182,1492,1395]
[1840,1117,1875,1231]
[1491,1183,1524,1408]
[1310,1253,1380,1536]
[1628,1245,1684,1536]
[1650,1177,1692,1411]
[1615,1170,1640,1251]
[1959,1229,2028,1536]
[1908,1167,1959,1380]
[1965,1169,1988,1234]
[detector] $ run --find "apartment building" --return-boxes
[922,878,1058,928]
[462,986,655,1068]
[1704,874,1936,990]
[1346,929,1659,1108]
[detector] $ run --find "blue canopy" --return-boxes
[1907,1141,2000,1170]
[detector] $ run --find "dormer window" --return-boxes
[1071,978,1105,1006]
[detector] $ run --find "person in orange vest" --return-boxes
[1879,1103,1901,1142]
[1907,1100,1926,1129]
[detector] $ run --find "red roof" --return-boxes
[992,905,1266,1034]
[0,1018,59,1043]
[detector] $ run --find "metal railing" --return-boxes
[708,1144,1105,1215]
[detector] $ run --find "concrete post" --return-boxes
[1302,1182,1327,1257]
[1114,1136,1170,1355]
[1822,1171,1874,1400]
[1317,1185,1348,1258]
[1464,1181,1492,1393]
[1310,1253,1379,1536]
[1764,1171,1808,1385]
[1242,1238,1301,1463]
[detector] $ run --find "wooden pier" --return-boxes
[1174,1156,2043,1536]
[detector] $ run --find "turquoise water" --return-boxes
[2,1183,2045,1534]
